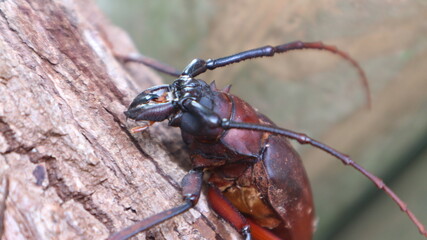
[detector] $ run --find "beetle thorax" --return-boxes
[171,77,212,102]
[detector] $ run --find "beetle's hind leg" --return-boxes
[115,53,181,77]
[207,184,282,240]
[207,184,252,239]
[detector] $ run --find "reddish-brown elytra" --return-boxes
[109,41,427,240]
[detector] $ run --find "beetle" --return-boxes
[109,41,427,240]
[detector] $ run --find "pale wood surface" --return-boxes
[0,1,238,239]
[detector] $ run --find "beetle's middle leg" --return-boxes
[107,170,203,240]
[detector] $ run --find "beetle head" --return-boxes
[124,85,176,124]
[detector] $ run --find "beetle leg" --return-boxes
[115,53,181,77]
[207,184,252,238]
[207,184,284,240]
[108,169,203,240]
[178,98,222,127]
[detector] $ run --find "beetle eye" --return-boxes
[143,94,159,103]
[129,93,156,109]
[128,85,173,110]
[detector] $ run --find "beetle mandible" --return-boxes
[109,41,427,240]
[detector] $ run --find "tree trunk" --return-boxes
[0,0,237,239]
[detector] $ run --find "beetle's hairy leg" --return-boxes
[115,53,181,77]
[108,170,204,240]
[222,120,427,238]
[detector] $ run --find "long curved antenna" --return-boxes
[220,119,427,238]
[116,53,181,77]
[187,41,371,107]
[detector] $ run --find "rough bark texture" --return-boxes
[0,0,237,239]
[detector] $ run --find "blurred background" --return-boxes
[97,1,427,239]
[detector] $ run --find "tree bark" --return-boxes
[0,0,238,239]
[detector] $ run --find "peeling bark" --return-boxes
[0,0,238,239]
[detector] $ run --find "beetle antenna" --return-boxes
[221,120,427,237]
[201,41,371,107]
[116,53,181,77]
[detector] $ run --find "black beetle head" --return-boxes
[124,85,176,123]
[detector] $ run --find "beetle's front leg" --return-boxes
[108,169,203,240]
[178,99,222,127]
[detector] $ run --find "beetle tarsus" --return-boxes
[242,225,252,240]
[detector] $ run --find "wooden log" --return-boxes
[0,0,236,239]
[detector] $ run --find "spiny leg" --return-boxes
[221,120,427,238]
[116,53,181,77]
[108,170,203,240]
